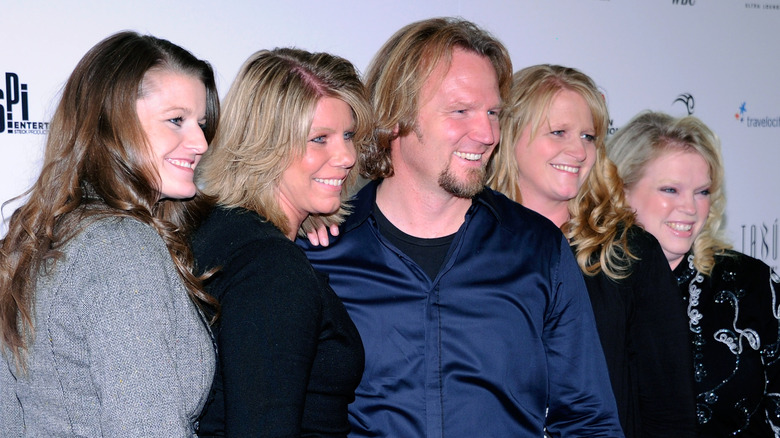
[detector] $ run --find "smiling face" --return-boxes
[625,148,712,269]
[278,97,357,234]
[396,48,501,199]
[513,89,596,219]
[136,69,208,200]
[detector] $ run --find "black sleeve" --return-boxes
[215,236,323,437]
[629,230,698,437]
[743,256,780,433]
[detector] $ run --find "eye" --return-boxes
[581,133,596,142]
[344,131,356,141]
[309,135,326,144]
[661,187,677,194]
[169,117,183,126]
[551,130,564,136]
[697,188,711,196]
[487,109,500,119]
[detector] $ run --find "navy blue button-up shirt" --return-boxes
[299,181,623,437]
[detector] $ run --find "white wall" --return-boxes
[3,0,778,268]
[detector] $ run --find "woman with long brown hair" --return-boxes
[0,31,218,436]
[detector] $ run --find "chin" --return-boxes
[160,191,197,201]
[313,203,342,216]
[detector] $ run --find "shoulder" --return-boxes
[68,216,169,264]
[193,206,294,265]
[714,249,773,278]
[194,207,316,290]
[49,216,184,315]
[625,225,666,260]
[625,225,657,250]
[194,206,279,242]
[78,215,160,242]
[478,188,561,237]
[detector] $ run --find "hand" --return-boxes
[300,216,340,247]
[306,223,339,247]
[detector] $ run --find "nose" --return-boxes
[678,192,697,215]
[469,112,498,146]
[187,126,209,155]
[566,137,588,162]
[331,135,356,169]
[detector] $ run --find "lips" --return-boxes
[550,163,580,174]
[166,158,195,170]
[313,177,346,187]
[665,221,696,237]
[666,221,693,231]
[454,151,482,161]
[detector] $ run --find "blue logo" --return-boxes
[735,101,780,128]
[735,102,747,122]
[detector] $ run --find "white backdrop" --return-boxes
[2,0,778,268]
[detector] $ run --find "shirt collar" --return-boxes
[343,179,504,234]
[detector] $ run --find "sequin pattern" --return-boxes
[676,252,780,436]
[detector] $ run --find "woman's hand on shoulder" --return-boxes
[300,216,339,247]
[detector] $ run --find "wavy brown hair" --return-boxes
[361,17,512,180]
[488,65,638,279]
[0,31,220,367]
[197,47,373,238]
[606,111,730,275]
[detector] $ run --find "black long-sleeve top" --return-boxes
[582,226,697,437]
[192,206,364,437]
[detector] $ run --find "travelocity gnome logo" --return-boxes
[735,101,780,128]
[1,72,49,135]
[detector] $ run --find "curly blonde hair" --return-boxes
[488,64,637,279]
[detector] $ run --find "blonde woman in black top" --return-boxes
[488,65,697,437]
[608,111,780,437]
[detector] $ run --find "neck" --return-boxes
[521,195,570,228]
[284,228,297,241]
[668,256,684,271]
[284,216,302,240]
[278,193,306,241]
[376,176,471,238]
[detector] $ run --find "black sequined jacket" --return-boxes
[675,249,780,437]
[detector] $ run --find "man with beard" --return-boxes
[299,17,623,437]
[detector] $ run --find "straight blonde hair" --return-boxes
[607,111,730,275]
[197,48,373,237]
[361,17,512,180]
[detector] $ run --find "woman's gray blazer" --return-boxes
[1,217,215,437]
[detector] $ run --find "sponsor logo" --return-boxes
[598,86,619,136]
[672,0,695,4]
[674,93,695,115]
[741,219,779,269]
[734,101,780,128]
[745,2,780,10]
[1,72,49,135]
[607,119,619,136]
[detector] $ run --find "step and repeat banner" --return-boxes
[2,1,778,268]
